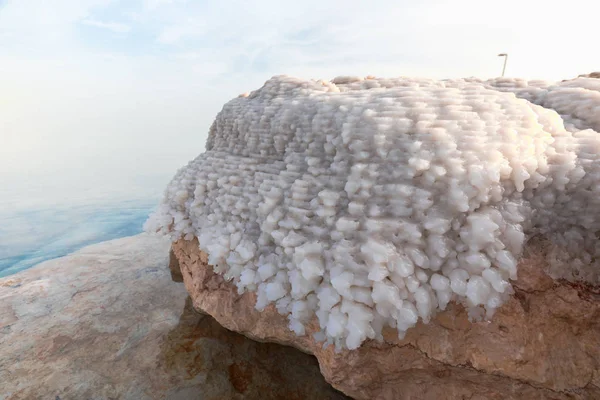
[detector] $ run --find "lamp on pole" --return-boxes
[497,53,508,77]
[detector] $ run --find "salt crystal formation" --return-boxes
[146,75,600,350]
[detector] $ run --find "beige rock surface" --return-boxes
[173,237,600,400]
[0,234,348,400]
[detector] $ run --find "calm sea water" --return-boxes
[0,200,157,277]
[0,169,176,278]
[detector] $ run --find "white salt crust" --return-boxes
[146,75,600,351]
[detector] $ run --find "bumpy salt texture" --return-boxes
[146,75,600,350]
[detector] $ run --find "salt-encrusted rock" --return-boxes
[148,75,600,351]
[173,237,600,399]
[148,75,600,397]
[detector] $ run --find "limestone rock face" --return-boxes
[172,237,600,400]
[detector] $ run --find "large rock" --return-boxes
[148,75,600,356]
[172,237,600,400]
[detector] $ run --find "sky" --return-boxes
[0,0,598,274]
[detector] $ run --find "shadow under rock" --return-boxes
[158,296,351,400]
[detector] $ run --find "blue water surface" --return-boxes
[0,200,156,277]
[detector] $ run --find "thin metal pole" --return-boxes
[498,53,508,77]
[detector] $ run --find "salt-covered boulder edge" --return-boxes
[146,75,600,351]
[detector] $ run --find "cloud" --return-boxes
[81,18,131,33]
[156,20,205,44]
[143,0,188,11]
[133,0,600,81]
[3,0,600,81]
